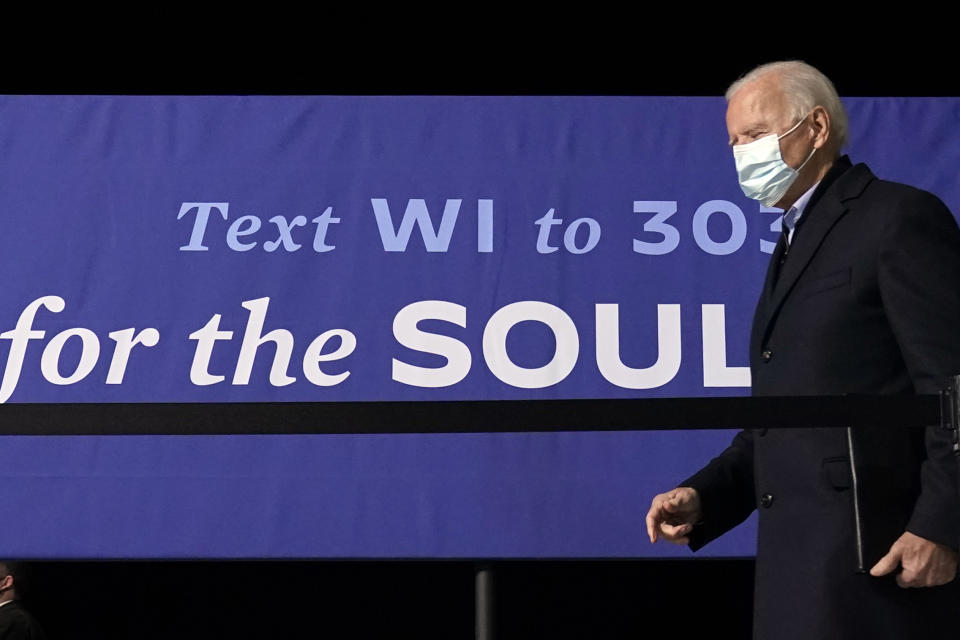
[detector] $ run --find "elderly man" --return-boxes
[646,61,960,638]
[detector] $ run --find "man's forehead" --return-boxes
[726,75,788,128]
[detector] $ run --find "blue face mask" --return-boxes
[732,113,816,208]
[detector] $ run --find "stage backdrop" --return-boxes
[0,96,957,558]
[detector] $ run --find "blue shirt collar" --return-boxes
[784,180,820,242]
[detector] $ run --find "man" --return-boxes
[646,61,960,639]
[0,563,45,640]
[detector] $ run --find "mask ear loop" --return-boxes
[779,111,817,173]
[777,110,814,140]
[796,146,817,173]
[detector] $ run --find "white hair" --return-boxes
[726,60,849,152]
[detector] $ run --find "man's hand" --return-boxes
[646,487,702,545]
[869,531,958,588]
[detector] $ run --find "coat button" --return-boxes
[761,350,772,363]
[760,493,774,508]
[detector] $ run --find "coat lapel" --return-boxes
[752,232,787,335]
[750,231,787,366]
[760,159,875,343]
[763,235,787,299]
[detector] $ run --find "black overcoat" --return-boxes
[682,157,960,640]
[0,601,46,640]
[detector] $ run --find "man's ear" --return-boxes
[810,105,831,151]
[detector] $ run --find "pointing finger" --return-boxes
[869,550,901,577]
[646,501,666,543]
[645,512,658,543]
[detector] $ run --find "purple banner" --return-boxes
[0,96,956,558]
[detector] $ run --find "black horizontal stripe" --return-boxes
[0,395,943,436]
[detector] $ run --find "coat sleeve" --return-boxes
[878,189,960,549]
[678,428,757,551]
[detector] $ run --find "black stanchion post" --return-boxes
[475,563,495,640]
[952,375,960,457]
[939,375,960,457]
